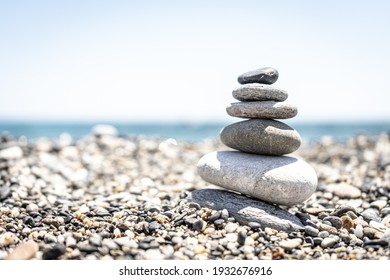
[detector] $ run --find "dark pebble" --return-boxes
[305,220,318,229]
[188,202,201,210]
[79,245,99,253]
[117,223,130,231]
[29,212,41,218]
[363,239,389,248]
[381,207,390,216]
[323,216,343,229]
[317,212,329,220]
[330,205,357,217]
[237,231,246,246]
[237,67,279,85]
[211,234,223,240]
[184,217,197,226]
[313,237,323,246]
[208,212,221,223]
[214,219,225,228]
[305,236,314,245]
[192,219,204,231]
[23,216,34,226]
[295,212,311,225]
[248,222,261,230]
[163,211,173,218]
[211,250,222,257]
[42,244,66,260]
[147,207,160,213]
[361,208,381,222]
[173,212,187,222]
[179,192,189,199]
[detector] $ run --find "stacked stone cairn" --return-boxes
[197,67,318,207]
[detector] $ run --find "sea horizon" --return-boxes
[0,120,389,143]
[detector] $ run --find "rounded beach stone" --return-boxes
[220,119,301,155]
[226,101,297,119]
[233,84,287,102]
[237,67,279,85]
[197,151,318,206]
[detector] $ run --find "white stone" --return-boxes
[197,151,317,206]
[354,224,364,239]
[326,183,361,198]
[0,146,23,160]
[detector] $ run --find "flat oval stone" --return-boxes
[233,84,287,102]
[226,101,297,119]
[238,67,279,85]
[197,151,318,206]
[220,119,301,155]
[189,189,304,232]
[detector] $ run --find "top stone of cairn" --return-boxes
[237,67,279,85]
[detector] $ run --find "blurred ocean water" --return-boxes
[0,121,389,143]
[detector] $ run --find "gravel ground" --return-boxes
[0,131,389,260]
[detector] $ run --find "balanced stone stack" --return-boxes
[197,67,318,206]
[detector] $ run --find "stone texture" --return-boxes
[220,119,301,155]
[189,189,304,232]
[325,183,361,198]
[233,84,287,102]
[237,67,279,85]
[197,151,317,206]
[226,101,297,119]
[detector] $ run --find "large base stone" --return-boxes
[197,151,317,206]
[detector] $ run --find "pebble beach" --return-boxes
[0,130,389,260]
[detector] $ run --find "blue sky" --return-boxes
[1,0,389,123]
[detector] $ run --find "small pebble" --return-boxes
[237,231,246,246]
[279,238,302,250]
[341,216,355,231]
[323,216,343,229]
[318,231,330,239]
[354,224,364,239]
[321,237,337,248]
[304,225,319,237]
[361,208,381,222]
[330,205,357,217]
[26,204,39,213]
[42,244,66,260]
[221,209,229,221]
[192,220,204,232]
[248,222,261,230]
[225,222,239,233]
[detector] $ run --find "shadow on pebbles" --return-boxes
[0,132,390,260]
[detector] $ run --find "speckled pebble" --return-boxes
[321,237,337,248]
[280,238,302,250]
